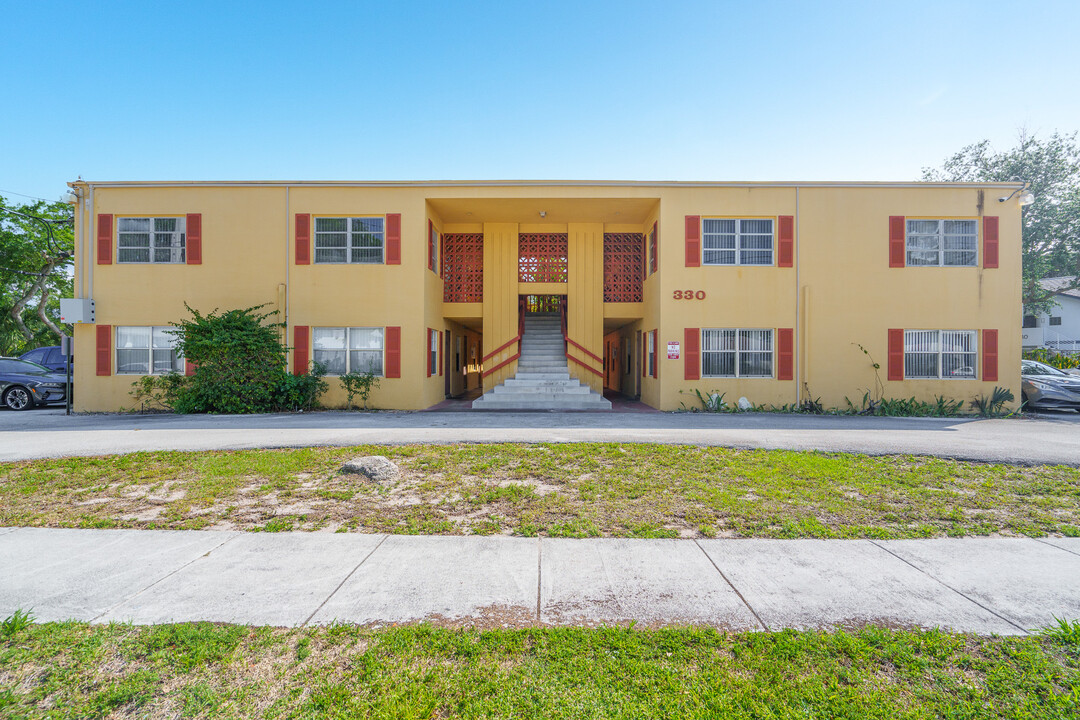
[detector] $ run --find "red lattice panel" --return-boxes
[442,233,484,302]
[604,233,643,302]
[519,233,568,283]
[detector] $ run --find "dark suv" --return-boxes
[0,358,69,410]
[19,345,68,373]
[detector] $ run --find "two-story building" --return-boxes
[65,180,1023,412]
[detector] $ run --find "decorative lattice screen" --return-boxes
[518,233,568,283]
[442,233,484,302]
[603,233,644,302]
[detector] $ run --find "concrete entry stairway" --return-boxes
[472,312,612,411]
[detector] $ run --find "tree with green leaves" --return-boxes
[0,197,74,355]
[922,131,1080,315]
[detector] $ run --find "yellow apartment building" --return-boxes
[65,180,1023,412]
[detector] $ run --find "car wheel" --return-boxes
[3,386,34,411]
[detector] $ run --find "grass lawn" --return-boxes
[1,619,1078,719]
[1,443,1079,539]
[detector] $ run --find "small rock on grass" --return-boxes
[340,456,399,482]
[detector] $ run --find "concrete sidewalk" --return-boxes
[2,527,1078,634]
[2,408,1080,464]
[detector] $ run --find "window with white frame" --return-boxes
[117,217,186,263]
[906,219,977,267]
[313,327,384,375]
[904,330,977,379]
[314,217,384,264]
[116,326,183,374]
[702,219,774,266]
[702,329,773,377]
[647,331,655,376]
[429,330,438,375]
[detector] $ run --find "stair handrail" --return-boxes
[559,298,603,377]
[481,299,525,377]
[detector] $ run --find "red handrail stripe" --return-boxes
[481,335,520,363]
[482,353,520,377]
[565,336,603,365]
[567,353,603,377]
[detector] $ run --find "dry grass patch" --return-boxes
[1,444,1079,539]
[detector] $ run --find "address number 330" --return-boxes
[672,290,706,300]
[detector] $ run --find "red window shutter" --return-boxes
[295,214,311,265]
[685,216,700,267]
[293,325,309,375]
[887,328,904,381]
[652,330,659,379]
[386,213,401,265]
[385,326,401,378]
[778,215,794,268]
[983,216,999,269]
[684,328,700,380]
[438,330,443,376]
[889,216,905,268]
[95,324,111,376]
[96,214,113,265]
[428,220,435,271]
[982,329,998,382]
[186,213,202,264]
[777,328,794,380]
[651,222,659,274]
[185,361,196,377]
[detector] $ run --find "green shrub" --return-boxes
[971,386,1015,417]
[128,304,327,414]
[1024,347,1080,370]
[340,369,381,410]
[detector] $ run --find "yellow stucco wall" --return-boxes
[69,181,1023,413]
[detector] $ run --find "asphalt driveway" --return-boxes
[2,406,1080,464]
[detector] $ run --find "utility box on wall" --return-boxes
[59,298,95,324]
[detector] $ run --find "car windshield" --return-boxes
[0,359,52,374]
[1022,360,1067,377]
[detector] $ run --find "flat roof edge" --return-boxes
[70,179,1027,190]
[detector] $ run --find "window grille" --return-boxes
[118,217,186,263]
[313,327,384,375]
[603,233,644,302]
[518,234,568,282]
[906,219,977,267]
[904,329,976,379]
[702,218,774,266]
[442,233,483,302]
[116,326,183,374]
[314,217,384,264]
[702,329,773,377]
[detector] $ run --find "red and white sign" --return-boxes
[667,341,680,360]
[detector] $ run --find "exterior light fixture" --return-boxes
[1018,191,1035,206]
[998,187,1035,205]
[539,211,547,218]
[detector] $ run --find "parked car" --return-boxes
[19,345,69,373]
[1021,359,1080,410]
[0,358,70,410]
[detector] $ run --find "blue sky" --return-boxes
[2,0,1078,202]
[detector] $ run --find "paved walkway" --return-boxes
[2,408,1080,464]
[2,528,1078,634]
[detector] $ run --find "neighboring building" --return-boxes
[66,180,1023,412]
[1022,277,1080,352]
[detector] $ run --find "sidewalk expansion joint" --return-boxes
[91,533,240,623]
[693,540,768,631]
[868,540,1028,634]
[302,534,388,627]
[1033,537,1080,558]
[535,537,542,623]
